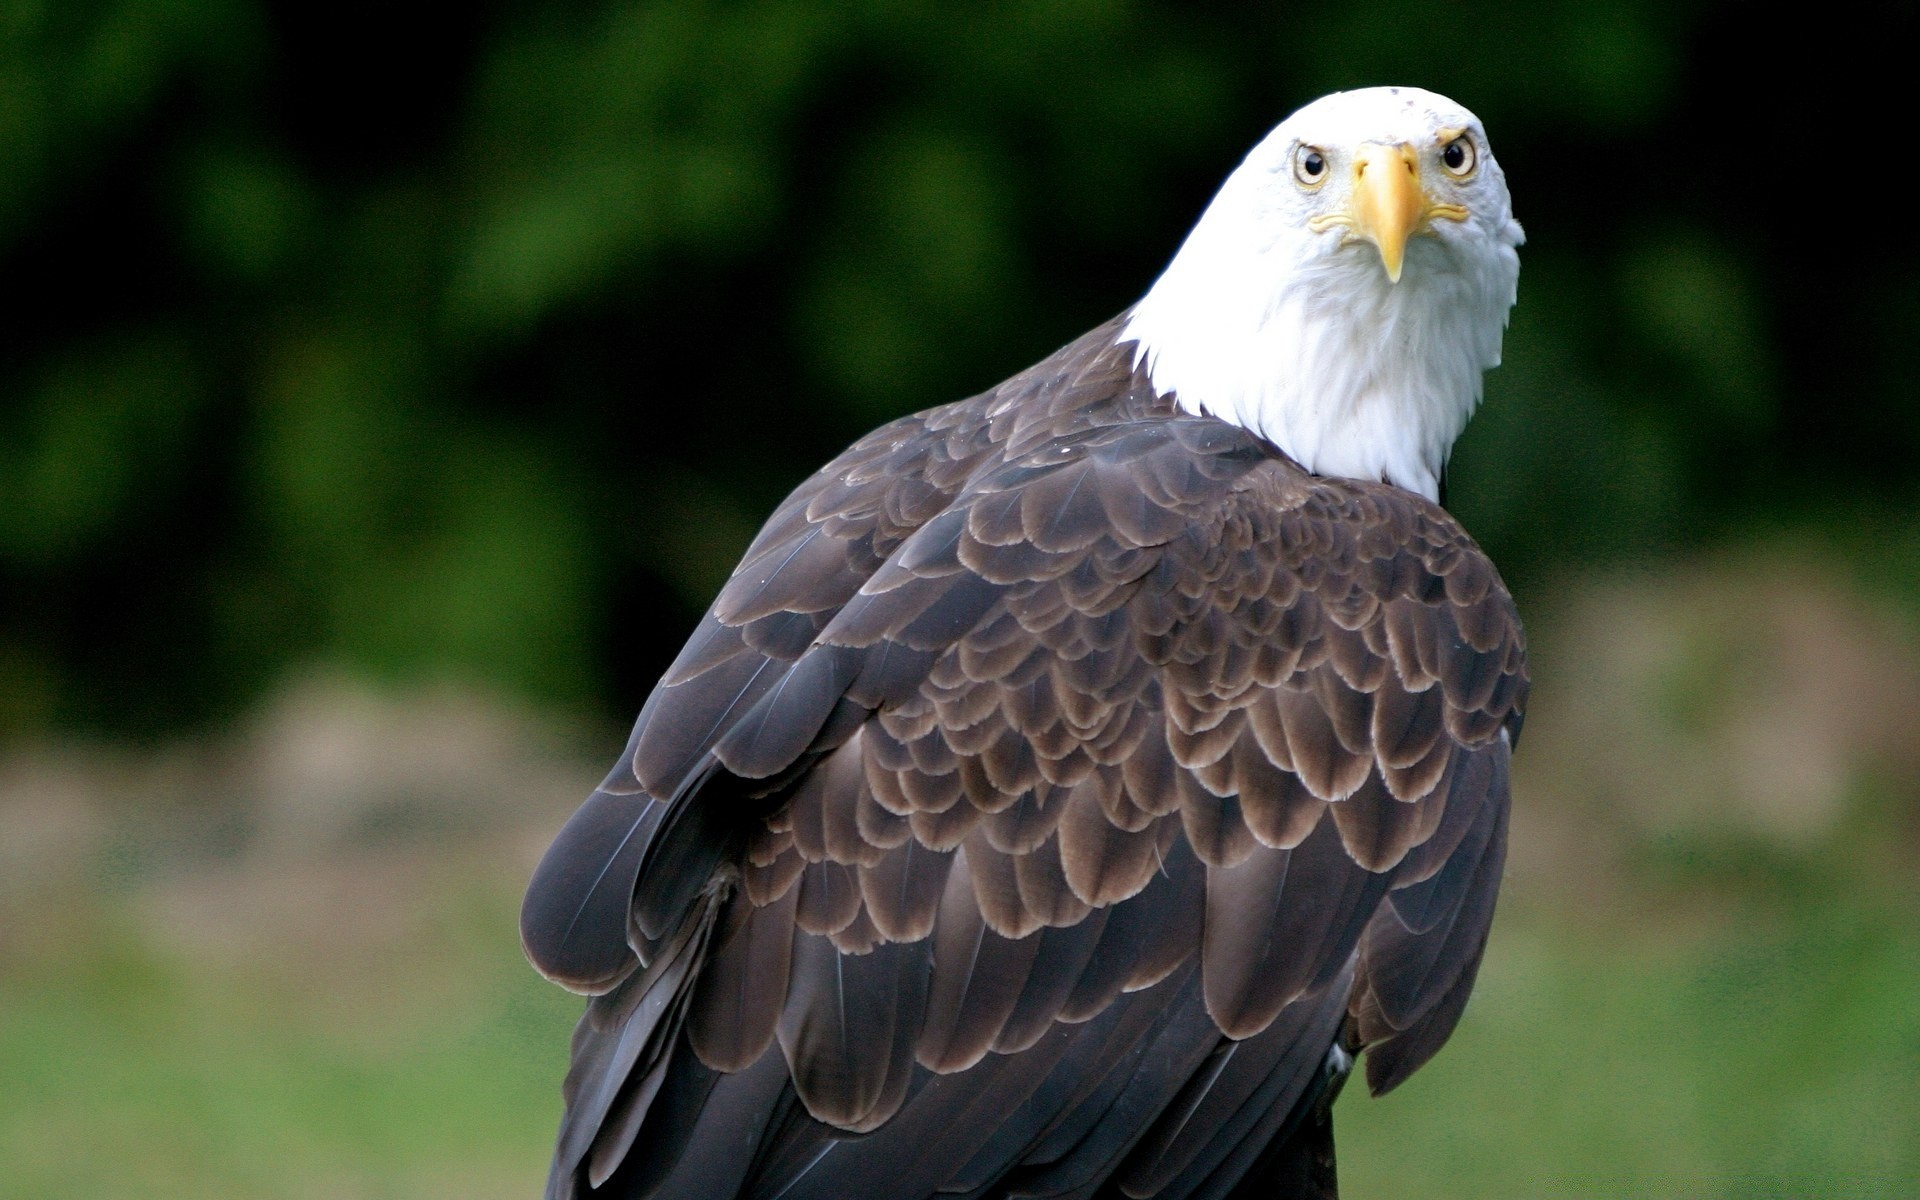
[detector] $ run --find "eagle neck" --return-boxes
[1118,183,1516,503]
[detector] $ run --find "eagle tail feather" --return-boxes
[546,882,730,1198]
[1214,1035,1351,1200]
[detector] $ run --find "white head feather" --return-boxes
[1121,86,1523,502]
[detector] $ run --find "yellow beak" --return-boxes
[1349,142,1426,284]
[1303,141,1473,283]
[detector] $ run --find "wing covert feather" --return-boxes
[527,320,1528,1199]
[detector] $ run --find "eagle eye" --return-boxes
[1292,144,1328,187]
[1440,134,1477,178]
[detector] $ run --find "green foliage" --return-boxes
[0,0,1912,736]
[1,334,206,562]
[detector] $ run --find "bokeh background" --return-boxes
[4,1,1918,1195]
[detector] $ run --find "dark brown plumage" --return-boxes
[520,312,1526,1199]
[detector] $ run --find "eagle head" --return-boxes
[1122,86,1524,503]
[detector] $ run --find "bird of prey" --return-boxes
[522,84,1528,1200]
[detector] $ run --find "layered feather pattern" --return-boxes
[521,316,1527,1199]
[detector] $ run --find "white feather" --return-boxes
[1122,86,1523,502]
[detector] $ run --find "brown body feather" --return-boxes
[521,316,1527,1199]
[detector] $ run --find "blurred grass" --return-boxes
[0,863,574,1199]
[3,817,1913,1198]
[1342,849,1920,1196]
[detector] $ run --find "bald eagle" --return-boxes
[522,86,1527,1200]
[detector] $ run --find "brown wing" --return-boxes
[520,318,1150,993]
[522,353,1526,1199]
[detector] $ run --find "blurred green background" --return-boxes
[2,1,1917,1196]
